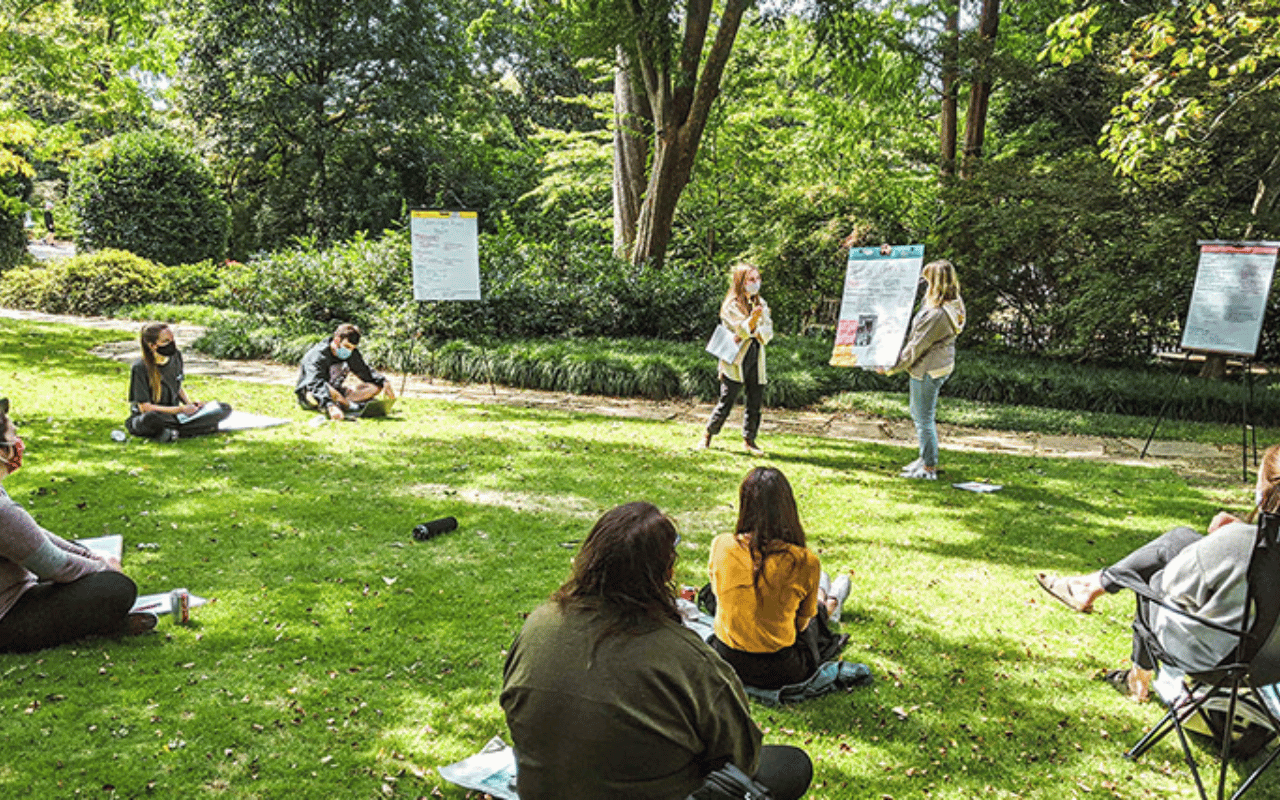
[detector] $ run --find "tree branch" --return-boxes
[671,0,711,127]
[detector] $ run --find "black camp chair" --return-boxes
[1115,511,1280,800]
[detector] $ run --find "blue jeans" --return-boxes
[909,373,948,468]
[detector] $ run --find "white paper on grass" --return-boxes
[76,536,212,616]
[216,409,291,431]
[705,324,742,363]
[131,591,211,616]
[437,736,519,800]
[952,482,1003,494]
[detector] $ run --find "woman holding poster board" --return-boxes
[703,264,773,455]
[881,260,965,480]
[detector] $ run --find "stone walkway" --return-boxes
[0,307,1239,474]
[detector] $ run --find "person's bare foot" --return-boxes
[1036,572,1105,613]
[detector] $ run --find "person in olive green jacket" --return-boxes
[500,501,812,800]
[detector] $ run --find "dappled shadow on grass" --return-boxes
[0,332,1261,798]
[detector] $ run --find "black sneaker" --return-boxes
[157,428,179,443]
[124,612,158,637]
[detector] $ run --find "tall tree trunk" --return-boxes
[628,0,748,266]
[939,3,959,177]
[961,0,1000,179]
[612,46,650,259]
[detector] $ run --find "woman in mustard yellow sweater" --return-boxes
[708,467,849,689]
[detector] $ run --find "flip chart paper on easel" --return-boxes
[1180,241,1279,357]
[830,245,925,368]
[411,210,481,301]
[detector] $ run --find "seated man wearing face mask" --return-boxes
[295,324,396,421]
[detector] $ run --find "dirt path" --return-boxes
[1,308,1244,479]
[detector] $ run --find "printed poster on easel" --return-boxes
[830,244,925,368]
[410,210,481,301]
[1180,241,1279,356]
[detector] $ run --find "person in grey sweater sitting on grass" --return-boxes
[1036,442,1280,701]
[0,397,156,652]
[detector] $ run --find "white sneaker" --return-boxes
[899,458,924,475]
[819,571,831,597]
[828,574,851,622]
[902,465,937,480]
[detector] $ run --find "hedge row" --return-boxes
[187,323,1280,424]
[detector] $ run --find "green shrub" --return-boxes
[212,233,411,334]
[69,130,230,265]
[0,249,165,314]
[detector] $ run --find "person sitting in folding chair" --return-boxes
[1035,443,1280,702]
[294,323,395,421]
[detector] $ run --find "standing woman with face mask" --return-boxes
[881,259,965,479]
[126,323,233,443]
[703,263,774,455]
[0,398,157,652]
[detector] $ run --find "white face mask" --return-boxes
[744,281,761,295]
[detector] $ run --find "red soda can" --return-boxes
[172,589,190,624]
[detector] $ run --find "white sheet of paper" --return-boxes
[176,400,226,424]
[705,324,741,363]
[76,535,123,561]
[437,736,519,800]
[952,482,1002,493]
[216,409,292,431]
[131,591,211,616]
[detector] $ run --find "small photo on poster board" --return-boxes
[1180,241,1279,357]
[411,210,481,301]
[830,244,925,368]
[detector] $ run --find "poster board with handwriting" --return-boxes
[830,244,924,368]
[1180,241,1279,357]
[411,210,481,301]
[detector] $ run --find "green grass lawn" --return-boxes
[0,317,1273,799]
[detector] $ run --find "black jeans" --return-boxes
[706,340,763,442]
[750,745,812,800]
[128,403,233,440]
[1099,525,1202,669]
[0,571,138,653]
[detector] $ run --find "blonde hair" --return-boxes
[139,323,170,403]
[922,259,961,308]
[724,263,761,315]
[1256,444,1280,518]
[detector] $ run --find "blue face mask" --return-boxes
[335,345,353,359]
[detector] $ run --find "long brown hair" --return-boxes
[553,502,681,634]
[139,323,170,403]
[735,467,807,589]
[723,263,761,317]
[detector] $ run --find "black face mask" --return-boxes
[156,342,178,357]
